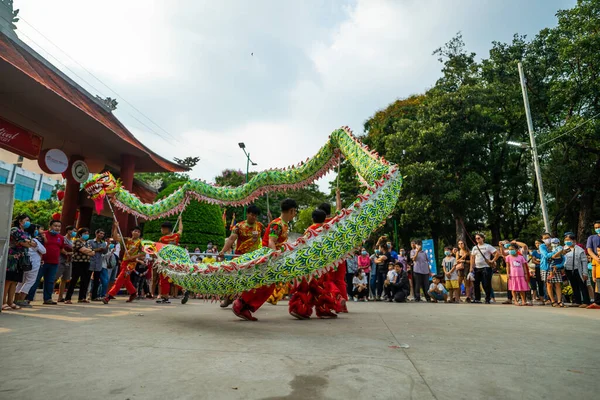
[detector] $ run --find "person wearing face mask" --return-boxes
[3,215,37,310]
[539,232,564,307]
[345,250,359,299]
[31,219,65,305]
[505,243,531,306]
[563,233,590,307]
[357,248,371,276]
[15,224,46,308]
[56,226,75,302]
[65,228,95,304]
[586,220,600,277]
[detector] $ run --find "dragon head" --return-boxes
[84,171,120,214]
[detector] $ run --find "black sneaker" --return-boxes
[181,291,190,305]
[472,300,482,304]
[156,298,171,304]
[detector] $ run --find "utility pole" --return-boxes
[518,62,550,234]
[238,142,257,220]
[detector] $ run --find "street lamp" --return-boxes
[238,142,257,219]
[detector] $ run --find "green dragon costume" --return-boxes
[83,127,402,296]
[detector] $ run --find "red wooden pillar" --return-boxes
[77,206,93,229]
[60,155,84,234]
[116,154,135,235]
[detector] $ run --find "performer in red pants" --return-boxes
[232,199,298,321]
[318,202,349,313]
[156,219,183,304]
[289,209,341,319]
[103,226,145,304]
[219,205,264,308]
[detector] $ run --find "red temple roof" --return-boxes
[0,31,188,173]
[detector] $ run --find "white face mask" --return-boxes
[543,239,551,246]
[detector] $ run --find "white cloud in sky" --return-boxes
[13,0,574,192]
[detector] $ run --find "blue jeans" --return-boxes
[98,269,110,297]
[108,265,119,283]
[27,263,58,302]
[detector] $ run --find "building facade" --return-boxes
[0,148,62,201]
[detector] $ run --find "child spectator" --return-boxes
[588,244,600,309]
[352,270,368,301]
[428,275,448,303]
[506,243,531,306]
[442,247,459,303]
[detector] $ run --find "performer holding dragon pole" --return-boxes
[103,224,145,304]
[318,202,349,314]
[218,205,264,308]
[288,208,338,319]
[156,218,184,304]
[232,199,298,321]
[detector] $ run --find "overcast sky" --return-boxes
[14,0,575,191]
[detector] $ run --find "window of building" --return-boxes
[0,168,8,184]
[39,183,54,201]
[14,174,36,201]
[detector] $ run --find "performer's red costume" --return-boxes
[104,237,144,303]
[158,233,180,296]
[233,218,288,320]
[288,223,343,319]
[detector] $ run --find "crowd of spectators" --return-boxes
[3,214,600,311]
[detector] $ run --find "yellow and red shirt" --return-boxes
[123,237,144,269]
[262,218,289,248]
[232,221,264,255]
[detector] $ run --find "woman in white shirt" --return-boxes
[469,233,499,304]
[15,224,46,307]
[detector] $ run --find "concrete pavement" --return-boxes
[0,298,599,400]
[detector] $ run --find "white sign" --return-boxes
[71,160,90,183]
[44,149,68,173]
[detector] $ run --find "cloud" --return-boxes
[14,0,575,194]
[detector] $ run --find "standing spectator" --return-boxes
[191,248,202,263]
[374,245,391,301]
[35,219,65,305]
[411,240,431,302]
[442,247,460,303]
[369,250,378,299]
[4,215,35,310]
[99,239,119,299]
[107,239,121,293]
[397,249,408,271]
[563,233,590,307]
[88,229,108,301]
[15,224,45,307]
[456,240,471,302]
[469,233,499,304]
[65,228,94,304]
[56,226,75,302]
[345,251,359,299]
[586,221,600,309]
[530,241,545,302]
[387,242,398,263]
[506,243,531,306]
[539,233,564,307]
[407,241,417,300]
[357,248,371,276]
[352,270,368,301]
[384,262,398,301]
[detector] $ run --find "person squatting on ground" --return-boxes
[232,198,298,321]
[219,204,264,308]
[384,263,410,302]
[428,275,448,303]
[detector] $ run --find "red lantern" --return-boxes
[52,212,61,220]
[57,190,65,201]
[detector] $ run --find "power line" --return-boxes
[13,14,179,142]
[0,13,175,144]
[538,110,600,147]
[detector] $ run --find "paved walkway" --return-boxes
[0,298,599,399]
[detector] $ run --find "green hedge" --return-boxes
[143,182,226,249]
